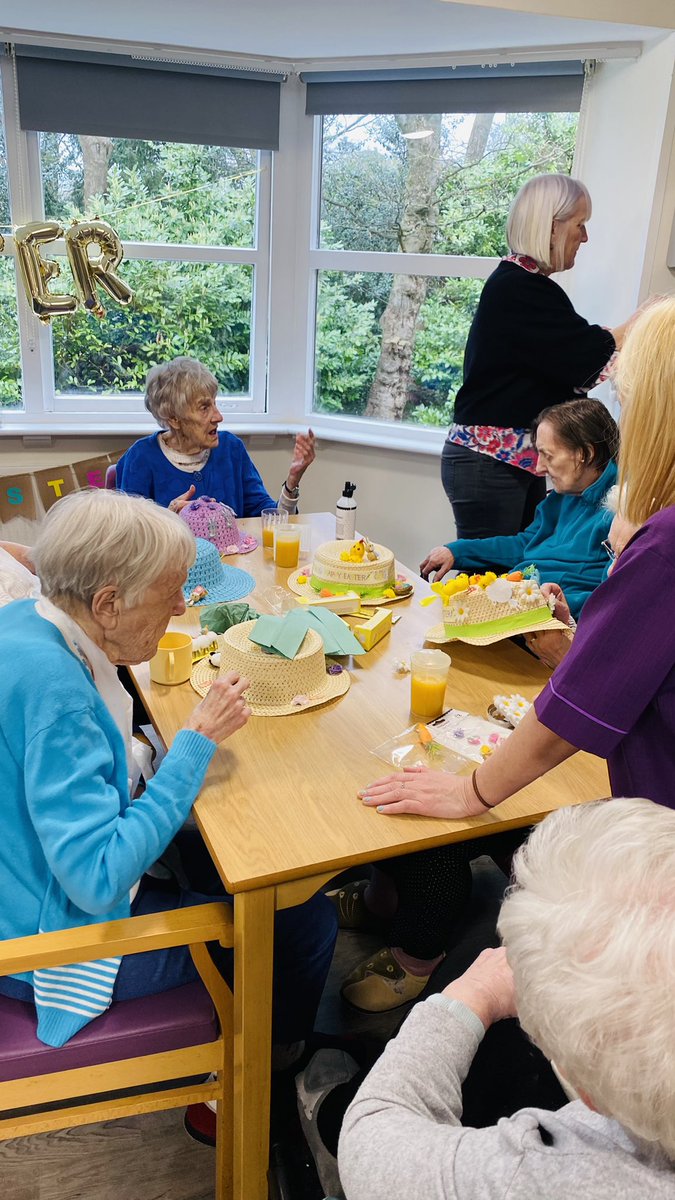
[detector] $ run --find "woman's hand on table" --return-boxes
[419,546,455,581]
[359,765,486,819]
[286,429,316,490]
[185,671,251,743]
[442,947,517,1028]
[168,484,196,514]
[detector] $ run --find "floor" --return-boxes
[0,859,508,1200]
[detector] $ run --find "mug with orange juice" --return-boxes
[274,524,301,569]
[410,649,450,721]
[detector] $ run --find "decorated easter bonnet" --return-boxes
[183,538,255,606]
[179,496,258,555]
[424,570,571,646]
[190,619,350,716]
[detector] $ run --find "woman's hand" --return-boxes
[524,628,573,669]
[168,484,196,514]
[287,429,316,490]
[359,765,485,819]
[539,581,571,625]
[442,947,517,1027]
[0,541,35,573]
[185,671,251,743]
[419,545,455,581]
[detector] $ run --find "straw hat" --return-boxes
[190,620,350,716]
[425,579,570,647]
[183,538,255,606]
[179,497,258,555]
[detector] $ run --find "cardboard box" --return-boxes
[350,606,393,651]
[295,592,361,615]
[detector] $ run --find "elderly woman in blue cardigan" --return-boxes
[117,356,315,515]
[421,398,619,622]
[0,490,336,1049]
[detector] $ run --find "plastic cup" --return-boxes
[410,649,450,720]
[274,524,301,569]
[261,507,280,550]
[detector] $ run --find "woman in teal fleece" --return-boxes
[420,398,619,621]
[0,490,337,1049]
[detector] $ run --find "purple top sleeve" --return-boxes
[535,508,675,758]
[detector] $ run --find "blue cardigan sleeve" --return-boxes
[24,715,216,914]
[447,493,555,573]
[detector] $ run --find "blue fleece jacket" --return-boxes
[0,600,216,1047]
[446,461,617,620]
[117,430,276,515]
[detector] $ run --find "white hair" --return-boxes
[498,798,675,1158]
[506,173,591,272]
[145,356,218,426]
[33,490,196,609]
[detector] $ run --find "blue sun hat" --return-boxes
[183,538,255,606]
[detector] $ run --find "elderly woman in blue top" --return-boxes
[421,398,619,621]
[0,490,337,1049]
[117,356,316,515]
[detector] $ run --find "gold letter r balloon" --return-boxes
[65,219,134,319]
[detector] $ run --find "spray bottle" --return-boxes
[336,481,357,540]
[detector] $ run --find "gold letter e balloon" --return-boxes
[13,218,133,323]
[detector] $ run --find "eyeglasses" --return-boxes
[601,539,616,562]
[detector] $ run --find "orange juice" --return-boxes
[274,529,300,568]
[410,675,447,720]
[262,526,274,549]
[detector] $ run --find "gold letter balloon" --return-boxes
[12,219,133,323]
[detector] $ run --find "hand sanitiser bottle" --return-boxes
[336,482,357,540]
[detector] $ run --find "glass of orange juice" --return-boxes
[274,524,301,569]
[261,507,280,550]
[410,650,450,721]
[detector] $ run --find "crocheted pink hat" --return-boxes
[179,497,258,555]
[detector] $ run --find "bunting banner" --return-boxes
[0,452,123,522]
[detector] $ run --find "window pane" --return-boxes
[52,261,252,395]
[314,271,482,426]
[0,89,22,410]
[40,135,258,248]
[320,111,578,255]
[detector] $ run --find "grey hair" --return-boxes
[33,490,196,609]
[506,173,591,272]
[499,798,675,1157]
[144,356,218,426]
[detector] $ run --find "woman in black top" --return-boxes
[443,173,637,540]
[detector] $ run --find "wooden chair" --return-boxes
[0,902,234,1200]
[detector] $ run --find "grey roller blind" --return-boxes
[15,45,282,150]
[304,62,584,115]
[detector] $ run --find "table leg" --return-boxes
[233,885,276,1200]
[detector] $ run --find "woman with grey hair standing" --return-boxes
[443,172,640,541]
[0,490,337,1053]
[339,798,675,1199]
[117,356,316,515]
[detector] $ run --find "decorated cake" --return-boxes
[423,569,569,646]
[290,538,413,601]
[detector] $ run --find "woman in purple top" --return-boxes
[361,297,675,817]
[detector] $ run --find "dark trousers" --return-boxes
[441,441,546,540]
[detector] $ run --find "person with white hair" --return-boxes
[442,172,642,541]
[117,355,315,515]
[0,490,337,1054]
[338,798,675,1200]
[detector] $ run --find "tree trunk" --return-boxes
[78,135,114,205]
[464,112,495,166]
[365,114,442,421]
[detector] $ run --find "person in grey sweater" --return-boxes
[338,798,675,1199]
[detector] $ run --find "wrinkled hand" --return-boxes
[419,545,455,581]
[168,485,196,514]
[359,765,484,819]
[185,671,251,743]
[287,429,316,490]
[524,628,573,669]
[442,947,517,1027]
[540,581,571,625]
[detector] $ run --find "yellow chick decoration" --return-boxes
[421,570,499,608]
[339,539,370,564]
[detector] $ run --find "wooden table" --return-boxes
[131,513,608,1200]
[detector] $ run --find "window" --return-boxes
[310,108,579,427]
[0,84,22,411]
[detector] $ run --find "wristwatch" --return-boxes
[283,479,300,498]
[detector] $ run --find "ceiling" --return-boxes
[0,0,669,64]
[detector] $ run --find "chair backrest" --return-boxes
[0,902,234,1200]
[105,462,117,490]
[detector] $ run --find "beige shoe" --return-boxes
[340,947,431,1012]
